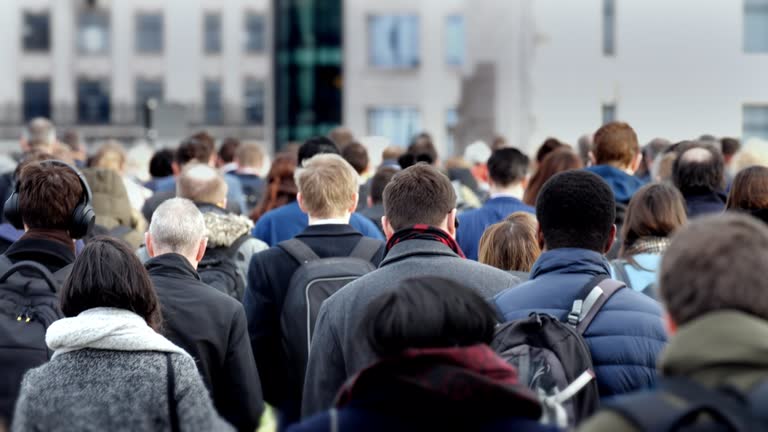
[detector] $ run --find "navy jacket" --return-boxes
[494,248,667,398]
[252,201,385,246]
[683,191,726,219]
[457,196,534,261]
[585,165,646,204]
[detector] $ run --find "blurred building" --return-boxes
[0,0,271,146]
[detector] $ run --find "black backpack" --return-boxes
[491,275,625,428]
[278,237,381,393]
[0,256,71,422]
[604,377,768,431]
[198,234,250,301]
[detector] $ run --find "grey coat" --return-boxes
[12,349,234,432]
[300,239,521,417]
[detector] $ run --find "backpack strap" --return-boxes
[348,237,381,262]
[165,353,180,432]
[279,238,321,264]
[567,275,626,334]
[0,260,61,294]
[227,233,252,259]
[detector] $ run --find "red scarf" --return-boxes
[386,225,466,258]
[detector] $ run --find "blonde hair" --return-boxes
[177,164,228,206]
[92,140,127,173]
[732,138,768,173]
[295,153,358,218]
[478,212,541,272]
[236,142,265,168]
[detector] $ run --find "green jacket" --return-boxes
[579,311,768,432]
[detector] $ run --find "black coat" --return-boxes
[243,224,386,420]
[146,253,264,432]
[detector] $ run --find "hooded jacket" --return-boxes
[289,345,557,432]
[579,311,768,432]
[494,248,667,398]
[585,165,646,205]
[81,168,146,249]
[12,308,233,432]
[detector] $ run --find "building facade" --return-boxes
[0,0,271,147]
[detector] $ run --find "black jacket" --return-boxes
[243,224,386,420]
[146,253,264,432]
[0,236,75,423]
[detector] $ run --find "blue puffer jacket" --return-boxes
[457,197,535,261]
[493,248,667,398]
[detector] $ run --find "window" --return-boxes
[23,80,51,121]
[245,13,266,53]
[204,12,222,55]
[78,9,110,55]
[204,80,223,124]
[136,79,163,123]
[602,103,617,124]
[445,15,465,67]
[77,79,110,124]
[244,79,265,125]
[368,15,420,68]
[602,0,616,56]
[744,105,768,141]
[22,12,50,52]
[136,13,163,54]
[745,0,768,52]
[368,107,421,147]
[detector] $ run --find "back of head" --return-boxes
[721,137,741,159]
[536,170,616,252]
[251,153,298,221]
[370,167,398,205]
[328,126,355,150]
[487,148,529,187]
[90,140,126,173]
[523,147,583,206]
[382,146,404,162]
[407,133,438,165]
[298,136,339,165]
[593,122,640,167]
[149,149,175,178]
[726,166,768,223]
[672,144,725,195]
[236,142,265,170]
[621,183,687,254]
[535,138,567,164]
[365,276,498,357]
[383,164,456,231]
[60,129,82,154]
[17,161,84,233]
[60,236,161,331]
[149,198,207,257]
[341,141,370,175]
[81,167,132,223]
[177,164,228,206]
[478,212,540,272]
[25,117,56,152]
[176,136,214,167]
[660,214,768,326]
[643,138,672,163]
[295,154,358,219]
[733,139,768,172]
[464,141,492,166]
[218,137,240,165]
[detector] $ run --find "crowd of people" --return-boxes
[0,116,767,431]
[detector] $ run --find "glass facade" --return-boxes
[23,80,51,121]
[368,15,420,68]
[136,13,164,54]
[368,107,421,147]
[745,0,768,52]
[744,105,768,141]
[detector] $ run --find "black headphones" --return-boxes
[3,160,95,239]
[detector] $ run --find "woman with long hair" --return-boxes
[726,165,768,225]
[523,148,584,206]
[250,153,299,222]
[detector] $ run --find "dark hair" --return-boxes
[593,122,640,167]
[672,144,725,195]
[370,167,398,205]
[397,152,434,169]
[250,153,298,222]
[60,236,162,331]
[366,277,499,357]
[636,138,672,178]
[720,137,740,157]
[18,161,83,231]
[536,170,616,252]
[726,166,768,225]
[176,137,213,166]
[487,147,529,187]
[523,148,583,206]
[341,142,370,175]
[535,138,567,164]
[298,136,339,164]
[660,214,768,325]
[383,163,456,231]
[407,133,438,164]
[218,137,240,164]
[620,183,687,256]
[149,149,175,178]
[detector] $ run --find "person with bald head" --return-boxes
[672,143,727,218]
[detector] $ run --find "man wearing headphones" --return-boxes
[0,159,94,424]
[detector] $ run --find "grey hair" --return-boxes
[149,198,207,256]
